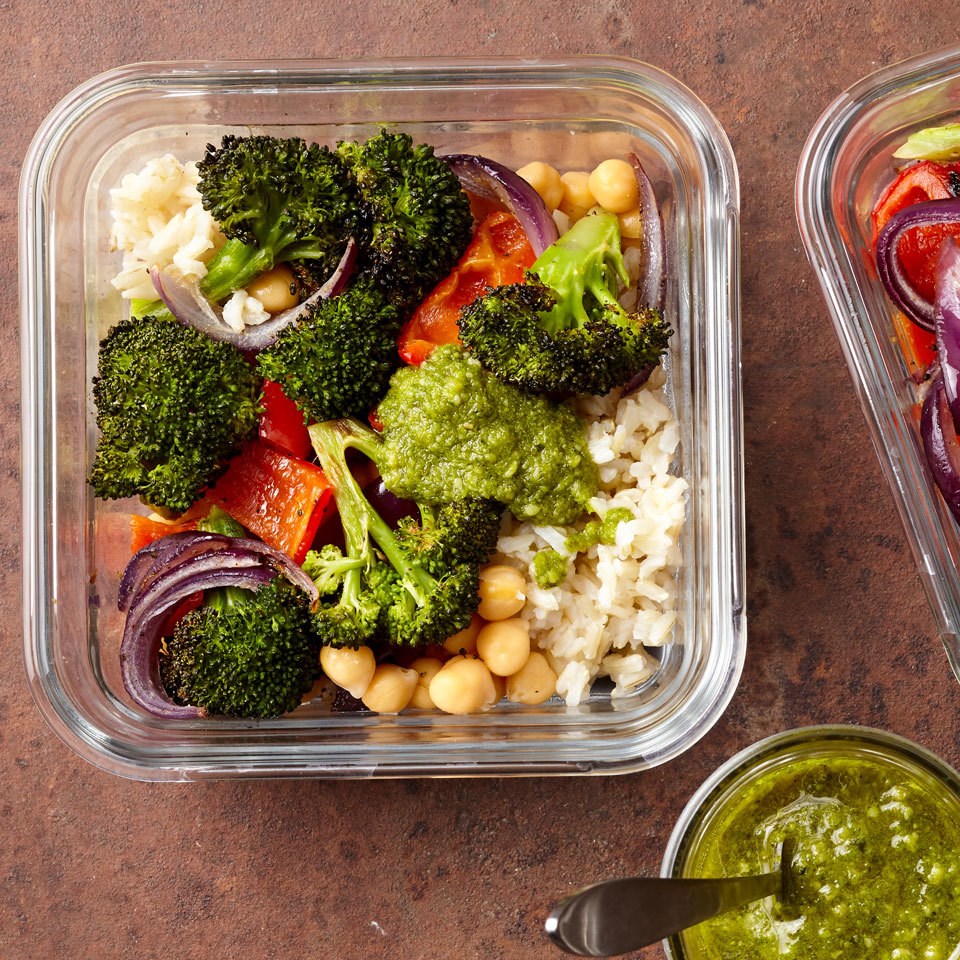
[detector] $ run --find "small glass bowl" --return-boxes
[661,725,960,959]
[796,45,960,683]
[20,57,742,780]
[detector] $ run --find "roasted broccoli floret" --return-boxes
[336,131,473,311]
[256,279,402,422]
[457,210,671,395]
[157,506,321,719]
[308,418,501,649]
[302,543,367,597]
[159,577,320,719]
[197,134,361,303]
[90,314,261,512]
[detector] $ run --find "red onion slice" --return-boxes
[935,239,960,425]
[876,199,960,332]
[120,564,277,720]
[628,154,665,312]
[922,374,960,524]
[150,237,358,350]
[441,154,558,257]
[118,534,321,719]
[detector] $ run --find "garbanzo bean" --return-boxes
[247,264,298,313]
[506,651,557,705]
[618,207,643,240]
[516,161,564,213]
[588,159,639,214]
[442,612,484,655]
[477,564,526,621]
[476,617,530,677]
[409,656,444,709]
[428,656,498,715]
[319,644,376,700]
[361,664,418,713]
[558,171,595,223]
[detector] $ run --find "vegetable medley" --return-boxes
[98,130,673,719]
[872,124,960,527]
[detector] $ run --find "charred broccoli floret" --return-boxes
[256,279,402,423]
[336,131,473,311]
[89,314,261,512]
[197,134,361,303]
[457,210,671,395]
[158,508,321,719]
[307,418,501,649]
[159,577,320,719]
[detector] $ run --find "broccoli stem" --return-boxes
[308,420,434,607]
[196,507,251,608]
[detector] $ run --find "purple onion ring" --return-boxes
[442,153,558,257]
[876,198,960,332]
[151,237,358,350]
[628,154,666,312]
[922,374,960,524]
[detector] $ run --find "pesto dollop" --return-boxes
[683,755,960,960]
[376,345,599,525]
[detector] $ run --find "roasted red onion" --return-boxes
[118,533,320,719]
[935,240,960,425]
[922,374,960,524]
[876,199,960,331]
[442,154,558,257]
[150,237,358,350]
[628,154,666,312]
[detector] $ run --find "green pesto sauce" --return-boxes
[533,548,569,588]
[684,756,960,960]
[376,345,599,525]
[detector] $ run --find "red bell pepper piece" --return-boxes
[398,211,536,365]
[258,380,312,460]
[204,441,334,563]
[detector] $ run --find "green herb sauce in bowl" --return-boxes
[663,727,960,960]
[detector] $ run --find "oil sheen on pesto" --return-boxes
[376,345,599,525]
[684,755,960,960]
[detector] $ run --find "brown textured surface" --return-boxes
[5,4,960,959]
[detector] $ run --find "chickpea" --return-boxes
[409,657,444,709]
[506,651,558,705]
[558,171,595,223]
[361,664,418,713]
[588,159,639,214]
[319,644,376,700]
[443,612,484,655]
[516,161,564,213]
[490,671,506,703]
[476,617,530,677]
[429,656,498,715]
[477,564,526,621]
[618,207,643,240]
[246,264,298,313]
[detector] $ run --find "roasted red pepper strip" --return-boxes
[258,380,312,460]
[872,161,960,308]
[129,515,197,555]
[398,211,536,365]
[204,440,334,563]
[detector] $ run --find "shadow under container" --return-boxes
[20,57,742,780]
[661,725,960,959]
[796,45,960,685]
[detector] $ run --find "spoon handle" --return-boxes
[545,871,782,957]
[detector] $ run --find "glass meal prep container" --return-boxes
[20,57,742,780]
[797,45,960,685]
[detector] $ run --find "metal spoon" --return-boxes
[545,839,796,957]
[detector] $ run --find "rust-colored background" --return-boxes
[5,3,960,959]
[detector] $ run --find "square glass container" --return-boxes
[797,46,960,684]
[20,57,742,780]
